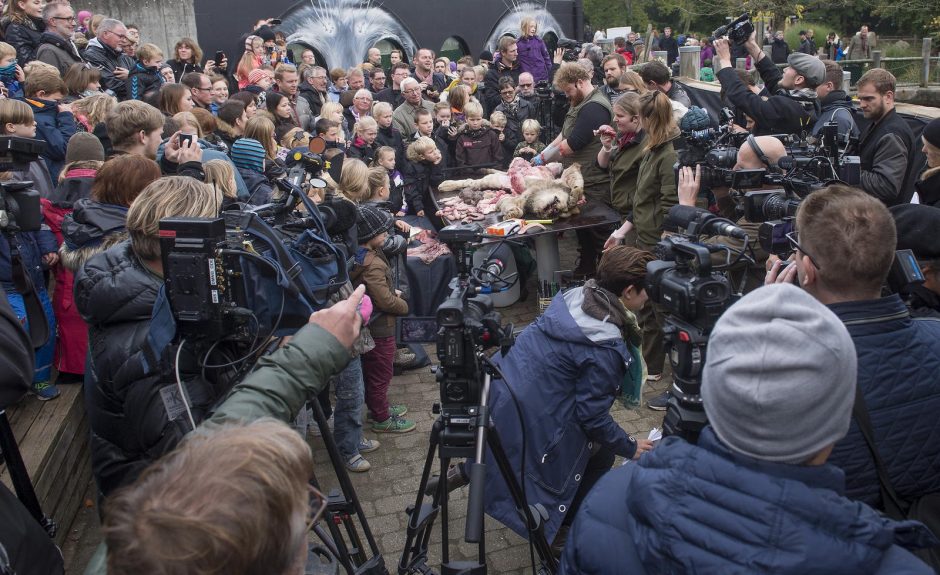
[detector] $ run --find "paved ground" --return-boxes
[63,234,670,574]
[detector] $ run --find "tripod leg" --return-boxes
[308,400,384,567]
[398,418,444,575]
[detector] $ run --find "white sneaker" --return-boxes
[346,454,371,472]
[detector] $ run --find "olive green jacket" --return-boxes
[607,131,646,217]
[633,136,679,247]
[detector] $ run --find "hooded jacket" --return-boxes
[812,89,859,140]
[484,286,636,543]
[83,37,135,100]
[126,61,164,101]
[58,199,128,273]
[35,31,83,75]
[24,96,77,180]
[560,426,937,575]
[454,126,502,175]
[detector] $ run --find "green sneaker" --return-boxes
[367,405,408,422]
[371,415,416,434]
[32,381,60,401]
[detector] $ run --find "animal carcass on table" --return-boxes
[436,157,585,220]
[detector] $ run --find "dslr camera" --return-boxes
[557,38,582,62]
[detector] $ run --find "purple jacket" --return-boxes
[515,35,552,83]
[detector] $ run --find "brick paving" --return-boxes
[306,233,670,575]
[64,233,671,574]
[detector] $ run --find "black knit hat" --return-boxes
[254,25,276,42]
[357,204,393,244]
[923,118,940,149]
[891,204,940,260]
[478,50,493,63]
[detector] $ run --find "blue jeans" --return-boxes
[333,357,365,461]
[7,287,55,383]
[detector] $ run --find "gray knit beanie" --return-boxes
[701,284,857,465]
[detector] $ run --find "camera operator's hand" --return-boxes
[745,30,763,61]
[633,438,655,460]
[553,47,564,65]
[677,165,701,207]
[765,257,799,286]
[714,38,732,69]
[308,284,365,350]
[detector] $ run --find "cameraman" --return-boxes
[714,32,823,136]
[75,177,360,499]
[767,186,940,541]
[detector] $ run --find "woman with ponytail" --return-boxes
[603,89,679,396]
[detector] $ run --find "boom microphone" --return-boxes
[667,205,748,241]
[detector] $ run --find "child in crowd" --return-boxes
[127,43,165,102]
[433,102,451,130]
[0,100,59,399]
[403,136,444,219]
[373,146,405,215]
[412,108,435,141]
[348,116,379,165]
[40,133,105,384]
[23,68,77,180]
[490,110,512,167]
[319,101,348,144]
[350,204,415,434]
[455,101,501,175]
[230,137,274,205]
[373,101,405,170]
[315,117,344,151]
[0,42,23,98]
[432,102,457,167]
[514,118,546,161]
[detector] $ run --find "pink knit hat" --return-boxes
[77,10,92,25]
[247,68,269,86]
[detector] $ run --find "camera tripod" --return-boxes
[398,360,558,575]
[307,398,388,575]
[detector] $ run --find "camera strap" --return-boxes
[746,135,776,170]
[5,234,49,349]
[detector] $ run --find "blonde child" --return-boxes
[514,118,546,161]
[455,101,501,175]
[373,146,405,215]
[0,42,24,98]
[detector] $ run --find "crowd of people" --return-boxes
[0,4,939,574]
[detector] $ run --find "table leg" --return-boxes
[533,233,561,284]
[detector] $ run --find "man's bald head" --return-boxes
[735,136,787,170]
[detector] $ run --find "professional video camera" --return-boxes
[677,107,762,190]
[645,206,752,442]
[0,136,46,234]
[710,13,754,45]
[398,224,560,574]
[159,138,352,344]
[558,38,582,62]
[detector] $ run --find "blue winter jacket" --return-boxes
[483,287,636,542]
[24,97,76,180]
[0,227,57,293]
[560,426,937,575]
[827,295,940,508]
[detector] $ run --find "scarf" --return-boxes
[500,97,519,117]
[617,130,638,150]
